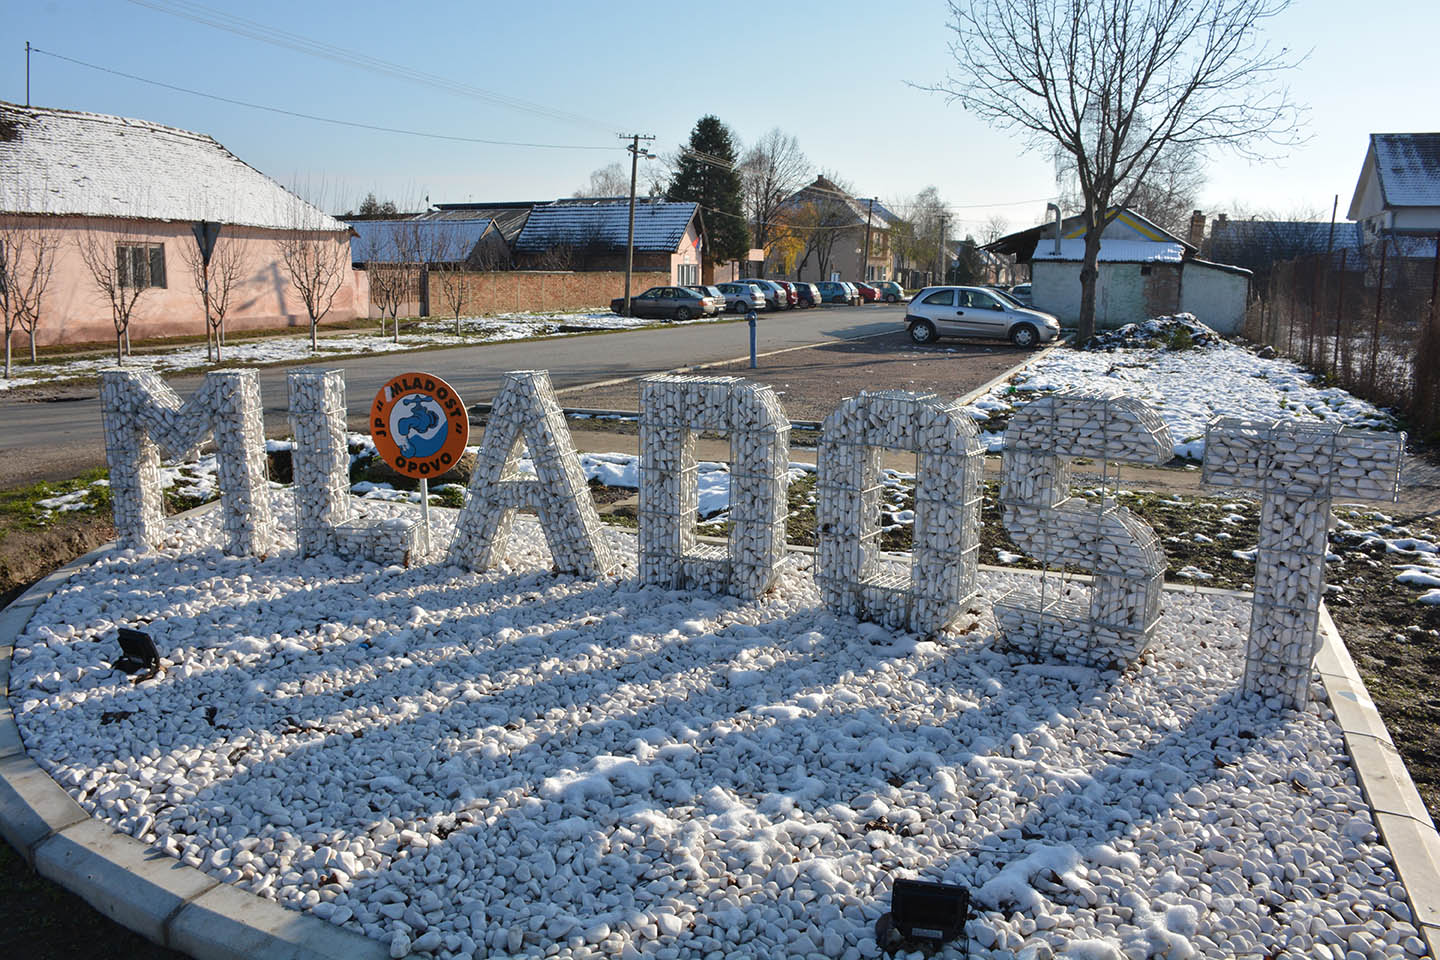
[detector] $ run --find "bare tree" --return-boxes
[77,218,161,363]
[368,264,406,338]
[573,162,630,199]
[1056,137,1207,236]
[890,188,950,285]
[937,0,1303,341]
[429,225,471,336]
[740,129,812,272]
[981,215,1009,246]
[277,200,349,352]
[0,218,59,376]
[178,231,251,362]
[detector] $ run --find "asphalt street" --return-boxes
[0,303,906,486]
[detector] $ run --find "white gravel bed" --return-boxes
[8,494,1429,959]
[967,337,1394,461]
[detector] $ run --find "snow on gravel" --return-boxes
[0,310,727,393]
[967,327,1394,460]
[9,494,1426,959]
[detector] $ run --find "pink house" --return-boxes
[0,101,367,347]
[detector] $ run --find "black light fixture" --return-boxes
[113,627,160,675]
[876,877,971,953]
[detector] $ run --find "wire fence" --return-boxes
[1246,235,1440,439]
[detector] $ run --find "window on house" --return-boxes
[1140,264,1152,276]
[676,263,698,286]
[117,243,166,289]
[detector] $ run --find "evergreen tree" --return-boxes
[666,116,749,266]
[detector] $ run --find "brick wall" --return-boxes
[430,270,672,316]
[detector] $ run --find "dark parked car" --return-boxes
[610,286,709,321]
[790,281,821,307]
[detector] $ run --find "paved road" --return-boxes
[0,304,906,485]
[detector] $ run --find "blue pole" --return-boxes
[747,310,758,369]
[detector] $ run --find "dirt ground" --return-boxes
[560,330,1033,420]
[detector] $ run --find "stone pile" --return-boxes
[816,390,984,633]
[100,369,273,556]
[637,375,789,600]
[286,369,426,567]
[448,370,613,578]
[994,390,1173,667]
[1204,417,1404,707]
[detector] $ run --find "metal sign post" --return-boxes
[747,309,758,369]
[370,372,470,557]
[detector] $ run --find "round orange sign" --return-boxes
[370,373,471,480]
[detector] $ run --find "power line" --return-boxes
[30,48,617,151]
[122,0,623,133]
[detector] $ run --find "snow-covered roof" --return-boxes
[348,218,493,264]
[1031,239,1186,263]
[1371,133,1440,208]
[513,201,697,253]
[0,101,346,232]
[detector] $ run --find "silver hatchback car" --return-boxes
[904,285,1061,347]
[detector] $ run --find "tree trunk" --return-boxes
[393,311,399,345]
[124,326,132,356]
[28,329,36,364]
[4,331,10,379]
[116,332,124,365]
[310,319,318,352]
[214,322,223,363]
[1076,224,1105,346]
[455,314,461,337]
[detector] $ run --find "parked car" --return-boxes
[739,278,790,311]
[854,282,881,303]
[871,281,905,303]
[683,285,726,316]
[790,281,821,307]
[815,281,850,304]
[839,282,861,305]
[715,282,767,313]
[904,285,1061,347]
[775,280,801,308]
[610,286,710,321]
[1007,282,1033,306]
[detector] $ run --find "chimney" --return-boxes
[1215,213,1229,233]
[1188,210,1206,247]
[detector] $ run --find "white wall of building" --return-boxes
[1181,263,1249,334]
[1032,261,1149,328]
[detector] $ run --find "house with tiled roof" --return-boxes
[0,100,365,346]
[774,177,894,284]
[987,207,1251,332]
[1348,133,1440,248]
[511,200,704,286]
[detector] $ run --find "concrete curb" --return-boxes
[0,503,387,960]
[1314,606,1440,953]
[2,499,1436,958]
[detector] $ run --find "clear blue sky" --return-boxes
[7,0,1439,237]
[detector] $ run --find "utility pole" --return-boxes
[937,212,950,285]
[26,41,31,106]
[621,133,656,317]
[861,198,875,283]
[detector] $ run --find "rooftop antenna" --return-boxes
[26,41,32,106]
